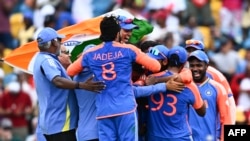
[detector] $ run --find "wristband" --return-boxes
[75,82,80,89]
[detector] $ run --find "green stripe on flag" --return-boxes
[70,38,102,62]
[129,18,154,44]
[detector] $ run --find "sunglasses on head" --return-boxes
[149,48,167,59]
[123,19,133,24]
[185,40,201,45]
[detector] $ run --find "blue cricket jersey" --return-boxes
[78,41,160,119]
[73,69,98,140]
[73,68,167,140]
[188,78,231,141]
[147,71,204,139]
[33,52,78,134]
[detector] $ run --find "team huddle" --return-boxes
[33,15,235,141]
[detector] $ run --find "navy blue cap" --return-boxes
[168,46,187,63]
[147,45,169,60]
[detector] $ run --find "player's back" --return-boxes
[83,42,139,118]
[147,71,203,140]
[73,69,98,140]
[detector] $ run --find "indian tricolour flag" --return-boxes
[2,9,135,74]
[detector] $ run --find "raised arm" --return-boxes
[52,75,105,93]
[145,68,192,86]
[134,77,185,97]
[133,83,166,98]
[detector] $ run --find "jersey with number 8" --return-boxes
[74,42,161,119]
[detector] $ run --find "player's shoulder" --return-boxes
[37,52,53,59]
[208,79,227,94]
[207,66,227,82]
[185,81,197,89]
[81,44,104,59]
[184,81,199,94]
[113,42,139,50]
[208,78,222,87]
[151,70,169,77]
[207,66,224,78]
[85,44,103,53]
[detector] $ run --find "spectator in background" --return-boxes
[148,0,186,46]
[210,26,223,53]
[14,68,38,135]
[0,68,5,95]
[230,46,250,97]
[20,0,36,14]
[25,117,39,141]
[2,68,36,109]
[235,106,247,125]
[240,45,250,72]
[0,118,21,141]
[17,11,35,46]
[118,0,146,19]
[183,0,214,49]
[33,1,55,30]
[147,9,169,41]
[54,2,76,30]
[237,78,250,112]
[180,15,203,42]
[185,0,215,26]
[179,27,193,47]
[92,0,115,17]
[0,81,32,141]
[211,35,243,82]
[220,0,243,43]
[72,0,93,22]
[33,14,56,40]
[162,32,174,49]
[230,62,250,105]
[241,0,250,40]
[0,0,16,49]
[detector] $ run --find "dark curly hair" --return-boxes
[139,40,160,53]
[99,15,121,42]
